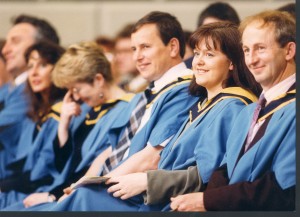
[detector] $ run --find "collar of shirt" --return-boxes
[263,73,295,104]
[152,62,192,92]
[14,71,28,86]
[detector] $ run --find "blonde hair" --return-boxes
[52,41,113,88]
[239,10,295,48]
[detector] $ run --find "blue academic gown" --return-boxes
[0,101,67,209]
[0,82,29,178]
[28,87,257,211]
[98,75,198,173]
[40,94,134,193]
[225,98,295,189]
[0,83,9,103]
[0,83,11,178]
[36,102,91,182]
[201,88,295,210]
[0,94,134,210]
[0,117,36,179]
[159,87,257,184]
[124,76,198,158]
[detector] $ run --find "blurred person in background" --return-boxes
[0,39,12,88]
[95,35,115,62]
[0,41,66,209]
[0,14,60,178]
[183,30,193,62]
[185,1,240,68]
[277,2,295,19]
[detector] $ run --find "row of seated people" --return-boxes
[0,9,295,211]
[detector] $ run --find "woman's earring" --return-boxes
[99,93,104,99]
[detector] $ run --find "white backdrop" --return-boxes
[0,0,294,46]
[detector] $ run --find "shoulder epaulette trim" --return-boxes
[44,101,63,122]
[189,87,257,123]
[120,93,135,102]
[84,93,134,125]
[258,89,295,122]
[146,76,192,108]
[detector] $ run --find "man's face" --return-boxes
[131,24,174,82]
[2,23,37,77]
[242,21,288,91]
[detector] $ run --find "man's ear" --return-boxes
[169,38,180,58]
[285,41,296,61]
[229,62,234,71]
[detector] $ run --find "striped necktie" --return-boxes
[101,90,149,174]
[244,94,266,152]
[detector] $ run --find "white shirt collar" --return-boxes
[14,71,28,86]
[263,73,295,103]
[152,62,193,92]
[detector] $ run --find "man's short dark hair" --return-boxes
[132,11,185,58]
[13,14,60,44]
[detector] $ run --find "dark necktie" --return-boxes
[144,81,154,104]
[244,94,266,152]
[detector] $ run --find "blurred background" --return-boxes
[0,0,295,46]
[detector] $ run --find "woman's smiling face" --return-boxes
[192,38,232,94]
